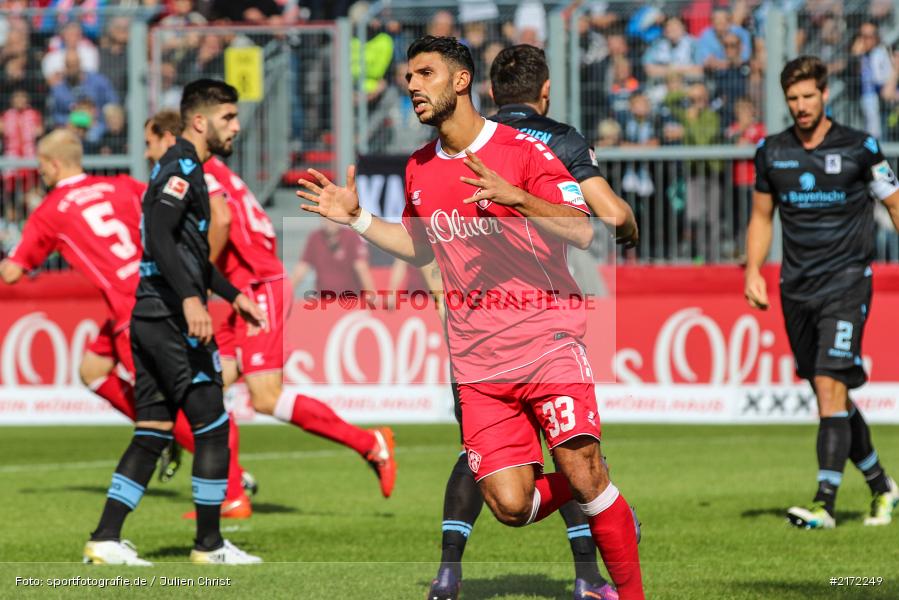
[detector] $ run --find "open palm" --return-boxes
[296,166,360,224]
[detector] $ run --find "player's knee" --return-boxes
[78,354,113,386]
[484,488,533,527]
[249,381,281,415]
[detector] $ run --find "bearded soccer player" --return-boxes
[298,37,644,599]
[146,110,397,500]
[84,79,265,565]
[422,44,638,600]
[0,129,251,508]
[746,56,899,529]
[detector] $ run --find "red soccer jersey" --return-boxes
[204,157,286,289]
[8,173,146,328]
[402,119,591,383]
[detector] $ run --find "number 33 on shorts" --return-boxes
[541,396,576,439]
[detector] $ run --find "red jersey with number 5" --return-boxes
[204,157,286,289]
[8,173,146,329]
[402,119,591,384]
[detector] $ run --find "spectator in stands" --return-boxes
[0,204,22,259]
[582,32,628,135]
[42,21,100,85]
[803,14,848,82]
[851,21,891,139]
[619,92,658,197]
[427,10,457,38]
[177,34,225,85]
[98,103,126,154]
[37,0,106,41]
[725,96,764,194]
[157,60,182,110]
[642,16,702,82]
[682,82,722,260]
[291,218,376,299]
[711,31,750,126]
[67,98,103,152]
[98,16,130,100]
[0,20,45,107]
[608,56,641,122]
[48,50,119,131]
[595,118,622,147]
[158,0,207,65]
[514,0,546,47]
[211,0,286,24]
[697,8,751,71]
[626,5,665,46]
[1,90,43,160]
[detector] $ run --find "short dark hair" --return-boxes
[490,44,549,107]
[146,109,183,138]
[780,56,828,92]
[180,79,239,123]
[407,35,475,92]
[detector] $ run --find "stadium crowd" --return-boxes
[1,0,899,261]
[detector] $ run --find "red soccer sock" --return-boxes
[584,487,644,600]
[275,393,376,456]
[527,472,574,524]
[225,413,245,501]
[89,374,136,420]
[173,411,195,453]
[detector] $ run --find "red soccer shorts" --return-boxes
[87,319,135,376]
[458,344,601,482]
[215,277,290,376]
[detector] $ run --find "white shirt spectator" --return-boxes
[514,0,546,45]
[42,39,99,82]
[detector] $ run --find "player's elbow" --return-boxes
[571,218,594,250]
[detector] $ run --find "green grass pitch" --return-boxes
[1,424,897,599]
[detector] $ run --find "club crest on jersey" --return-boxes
[412,189,422,205]
[825,154,841,174]
[557,181,586,207]
[467,449,482,473]
[163,176,190,200]
[473,188,492,210]
[799,172,816,191]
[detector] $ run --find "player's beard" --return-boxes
[792,105,823,132]
[417,86,457,127]
[207,127,234,157]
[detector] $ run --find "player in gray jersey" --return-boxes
[746,56,899,529]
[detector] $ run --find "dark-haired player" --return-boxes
[425,44,638,600]
[84,79,265,564]
[299,37,644,599]
[746,56,899,529]
[145,110,397,501]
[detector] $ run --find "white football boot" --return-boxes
[190,539,262,564]
[83,539,152,565]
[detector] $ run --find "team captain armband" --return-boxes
[869,160,899,201]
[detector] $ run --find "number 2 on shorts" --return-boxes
[542,396,576,438]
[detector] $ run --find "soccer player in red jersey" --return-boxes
[298,36,644,599]
[146,111,397,500]
[0,128,249,514]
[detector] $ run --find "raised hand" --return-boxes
[460,150,524,207]
[297,166,361,224]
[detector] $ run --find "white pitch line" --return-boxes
[0,445,454,474]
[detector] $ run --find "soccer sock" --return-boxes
[273,392,376,456]
[814,414,851,515]
[225,412,245,501]
[190,411,230,551]
[560,500,604,585]
[526,472,574,525]
[439,452,484,578]
[90,427,172,541]
[173,411,195,453]
[581,486,644,600]
[848,403,891,494]
[89,375,136,420]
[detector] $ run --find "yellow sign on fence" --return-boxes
[225,46,264,102]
